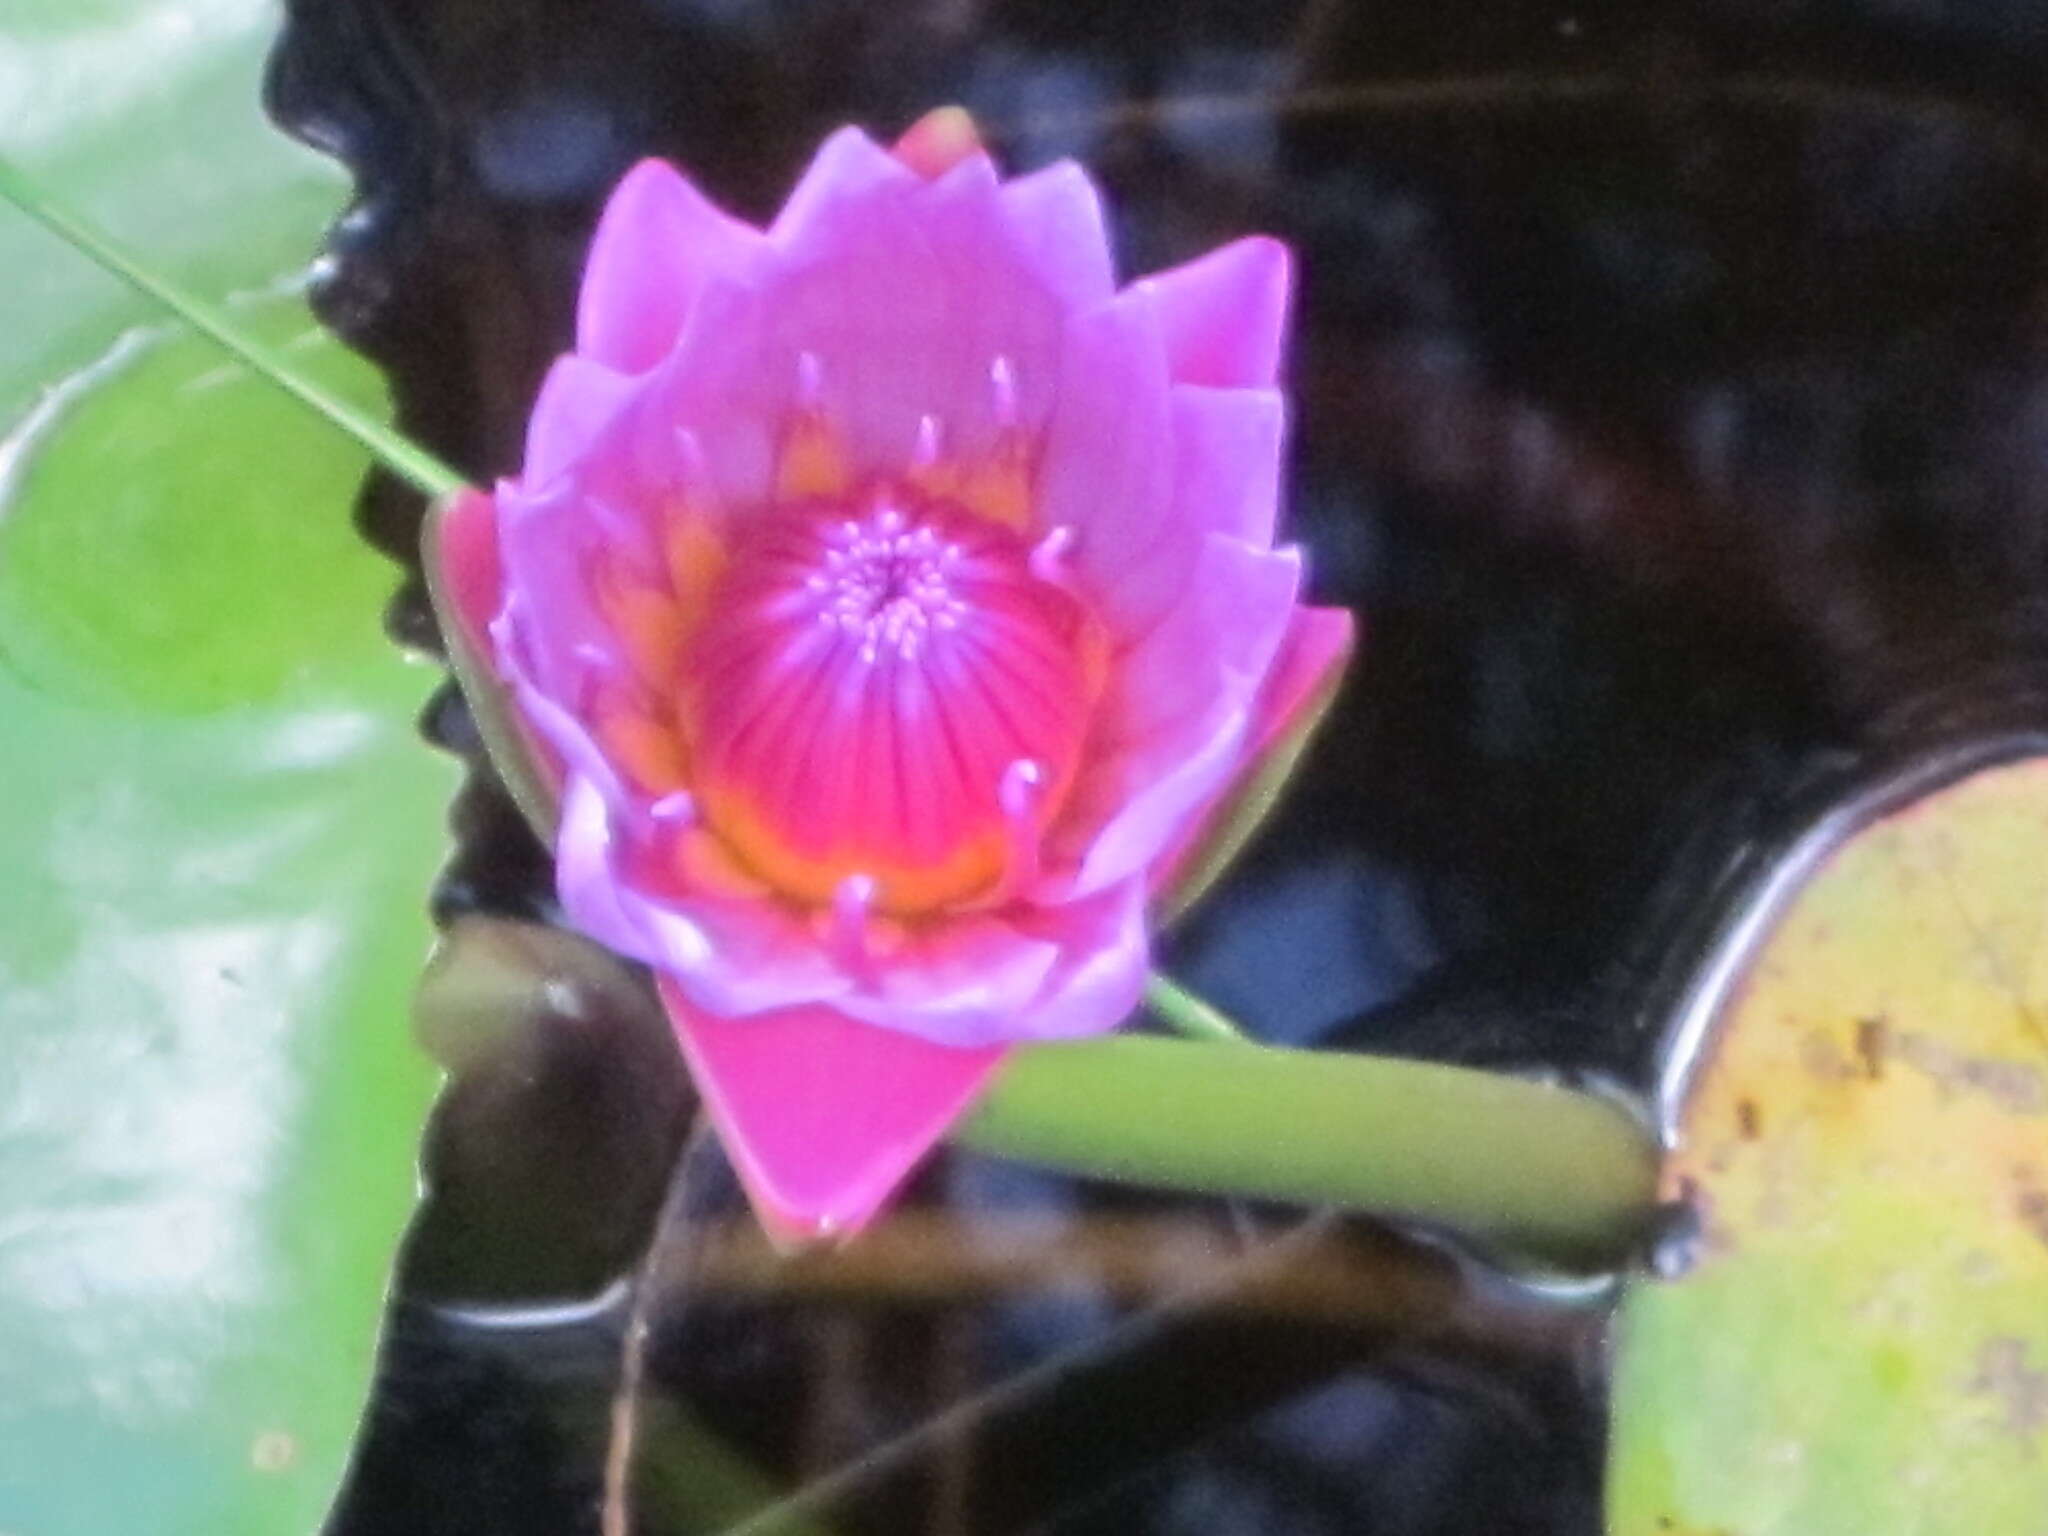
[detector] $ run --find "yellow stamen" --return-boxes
[959,433,1034,531]
[599,702,690,793]
[597,573,687,691]
[663,514,728,626]
[776,411,852,500]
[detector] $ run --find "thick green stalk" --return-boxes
[955,1033,1659,1268]
[0,155,467,500]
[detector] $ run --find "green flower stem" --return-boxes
[1146,971,1249,1042]
[954,1032,1660,1268]
[0,155,467,501]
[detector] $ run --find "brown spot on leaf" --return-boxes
[1967,1338,2048,1446]
[2016,1166,2048,1253]
[1736,1098,1762,1140]
[1891,1032,2045,1115]
[1799,1028,1855,1081]
[1855,1016,1889,1080]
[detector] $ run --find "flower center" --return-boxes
[683,486,1102,917]
[810,505,965,665]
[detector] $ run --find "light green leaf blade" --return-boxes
[0,6,452,1532]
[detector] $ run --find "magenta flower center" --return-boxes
[683,485,1105,917]
[806,504,966,663]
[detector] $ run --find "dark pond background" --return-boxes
[264,1,2048,1530]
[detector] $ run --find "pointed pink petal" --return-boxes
[576,158,766,374]
[1045,537,1303,896]
[1113,538,1303,745]
[1245,604,1358,762]
[662,981,1006,1244]
[493,476,639,702]
[1003,877,1151,1040]
[666,170,1067,483]
[1171,384,1285,551]
[1141,236,1292,388]
[996,160,1116,308]
[426,488,568,834]
[431,486,506,658]
[1040,292,1178,634]
[1152,604,1358,915]
[769,126,919,248]
[521,354,639,488]
[892,106,984,179]
[834,914,1062,1047]
[553,778,855,1014]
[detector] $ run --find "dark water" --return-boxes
[265,2,2048,1530]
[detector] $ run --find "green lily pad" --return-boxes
[1610,751,2048,1534]
[0,7,452,1533]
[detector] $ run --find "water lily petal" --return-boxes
[577,157,766,374]
[1040,292,1178,633]
[1170,383,1285,552]
[1048,537,1303,895]
[1152,603,1358,919]
[995,159,1115,309]
[556,776,857,1014]
[668,203,1063,483]
[554,771,660,962]
[1244,604,1359,763]
[492,478,631,703]
[1142,235,1292,389]
[1006,877,1151,1039]
[521,353,639,489]
[637,886,855,1015]
[769,125,920,249]
[835,913,1062,1047]
[893,106,985,180]
[662,982,1007,1247]
[424,488,565,836]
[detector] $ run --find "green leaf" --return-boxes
[0,8,453,1532]
[1609,752,2048,1534]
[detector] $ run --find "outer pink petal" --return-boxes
[1140,236,1292,388]
[1110,537,1303,756]
[1170,384,1284,552]
[768,126,919,247]
[491,479,628,705]
[1047,538,1304,896]
[1149,603,1359,904]
[994,159,1116,309]
[427,487,566,833]
[1039,292,1178,634]
[834,915,1061,1048]
[663,160,1068,483]
[636,886,855,1016]
[494,642,623,804]
[663,981,1006,1245]
[521,354,639,489]
[554,776,854,1014]
[576,158,767,374]
[554,773,656,961]
[1004,878,1151,1040]
[1241,605,1357,763]
[635,295,781,507]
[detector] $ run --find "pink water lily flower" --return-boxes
[428,109,1354,1242]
